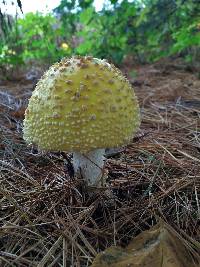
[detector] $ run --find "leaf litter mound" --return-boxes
[0,59,200,266]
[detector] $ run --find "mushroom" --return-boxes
[23,56,140,187]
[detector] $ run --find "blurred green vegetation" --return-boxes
[0,0,200,69]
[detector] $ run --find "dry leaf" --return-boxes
[92,221,200,267]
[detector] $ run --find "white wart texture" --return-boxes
[23,56,140,153]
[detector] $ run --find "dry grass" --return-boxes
[0,59,200,266]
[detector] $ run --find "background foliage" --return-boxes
[0,0,200,69]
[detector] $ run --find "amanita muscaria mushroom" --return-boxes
[23,56,140,187]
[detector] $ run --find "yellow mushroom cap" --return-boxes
[23,56,140,153]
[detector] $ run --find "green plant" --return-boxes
[1,0,200,69]
[75,1,137,64]
[133,0,200,62]
[17,12,71,64]
[0,11,72,69]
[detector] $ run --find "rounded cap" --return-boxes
[23,56,140,153]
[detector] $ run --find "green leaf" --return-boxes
[79,7,95,24]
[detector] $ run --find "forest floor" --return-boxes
[0,58,200,266]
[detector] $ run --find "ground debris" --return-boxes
[0,60,200,266]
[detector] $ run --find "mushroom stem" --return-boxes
[73,149,106,187]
